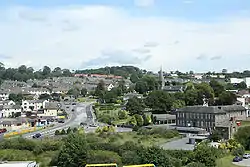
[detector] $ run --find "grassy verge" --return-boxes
[240,121,250,127]
[216,156,241,167]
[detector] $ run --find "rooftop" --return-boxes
[178,105,246,114]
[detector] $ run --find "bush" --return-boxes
[55,130,60,135]
[232,146,245,156]
[67,127,72,134]
[60,129,66,135]
[122,151,141,165]
[186,162,206,167]
[87,150,122,165]
[73,127,78,133]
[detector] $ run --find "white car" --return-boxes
[243,153,250,159]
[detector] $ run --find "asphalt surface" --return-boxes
[232,159,250,167]
[22,102,132,139]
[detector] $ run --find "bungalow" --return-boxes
[26,88,50,95]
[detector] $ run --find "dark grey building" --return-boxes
[176,105,247,138]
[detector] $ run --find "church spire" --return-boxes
[159,66,164,90]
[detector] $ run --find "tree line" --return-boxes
[0,62,72,83]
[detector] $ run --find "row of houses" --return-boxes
[0,100,62,118]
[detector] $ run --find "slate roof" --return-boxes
[178,105,246,114]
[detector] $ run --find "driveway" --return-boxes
[233,159,250,167]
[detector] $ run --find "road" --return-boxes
[23,102,90,138]
[23,102,132,138]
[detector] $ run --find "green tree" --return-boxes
[42,66,51,76]
[145,90,173,112]
[130,73,140,83]
[129,116,137,126]
[209,80,225,97]
[234,126,250,150]
[57,133,89,167]
[126,97,145,115]
[134,114,144,127]
[60,129,66,135]
[55,130,60,135]
[135,81,148,94]
[81,88,88,97]
[216,91,236,105]
[172,100,185,109]
[118,110,128,119]
[237,81,247,89]
[39,93,51,100]
[87,150,122,165]
[122,151,141,165]
[67,88,80,98]
[185,89,198,106]
[66,127,72,134]
[186,162,206,167]
[195,83,215,105]
[95,80,106,98]
[142,75,159,91]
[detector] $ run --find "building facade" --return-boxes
[176,105,247,138]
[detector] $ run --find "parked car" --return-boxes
[72,103,76,105]
[89,124,97,127]
[243,153,250,159]
[80,122,87,126]
[33,133,42,139]
[0,128,7,133]
[233,156,243,162]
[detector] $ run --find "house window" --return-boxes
[241,111,243,115]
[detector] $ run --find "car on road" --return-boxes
[0,128,7,134]
[33,133,42,139]
[72,103,76,105]
[71,109,75,112]
[89,124,97,127]
[58,118,65,123]
[80,122,87,126]
[233,156,243,162]
[243,153,250,159]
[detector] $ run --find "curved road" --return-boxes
[23,102,132,138]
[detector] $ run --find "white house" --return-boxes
[107,84,115,91]
[0,100,16,106]
[1,105,22,118]
[237,97,250,117]
[0,91,9,101]
[22,100,48,112]
[230,78,244,84]
[27,88,50,95]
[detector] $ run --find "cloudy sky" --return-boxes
[0,0,250,72]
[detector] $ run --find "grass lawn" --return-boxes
[216,156,242,167]
[106,131,179,147]
[240,121,250,127]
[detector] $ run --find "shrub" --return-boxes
[55,130,60,135]
[60,129,66,135]
[66,127,72,134]
[232,146,245,156]
[87,150,122,165]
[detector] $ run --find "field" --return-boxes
[216,156,240,167]
[93,131,180,147]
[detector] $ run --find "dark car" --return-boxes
[80,122,87,126]
[33,133,42,139]
[0,128,7,133]
[233,156,243,162]
[72,103,76,105]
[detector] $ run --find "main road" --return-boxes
[23,102,132,138]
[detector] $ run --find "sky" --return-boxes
[1,0,250,72]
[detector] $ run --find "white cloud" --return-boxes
[0,5,250,72]
[134,0,155,7]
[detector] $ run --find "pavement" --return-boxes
[160,137,195,150]
[232,159,250,167]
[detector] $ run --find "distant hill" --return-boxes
[75,66,145,78]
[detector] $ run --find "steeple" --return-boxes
[159,66,164,90]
